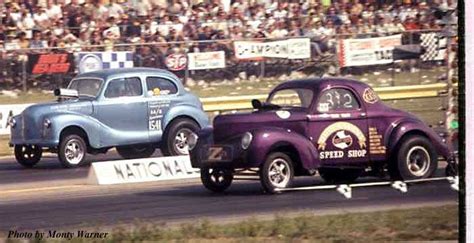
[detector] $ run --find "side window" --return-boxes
[104,77,142,98]
[317,88,360,112]
[146,77,178,96]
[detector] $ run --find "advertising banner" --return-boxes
[77,52,134,73]
[87,156,200,185]
[187,51,226,70]
[27,53,74,74]
[234,38,311,60]
[337,34,402,67]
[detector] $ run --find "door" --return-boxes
[94,76,148,147]
[307,87,369,165]
[144,76,180,142]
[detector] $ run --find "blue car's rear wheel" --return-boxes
[14,145,42,168]
[162,118,200,156]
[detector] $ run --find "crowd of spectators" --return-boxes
[0,0,458,87]
[0,0,457,53]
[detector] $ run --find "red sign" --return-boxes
[165,54,187,71]
[28,53,73,74]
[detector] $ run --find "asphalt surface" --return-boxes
[0,151,459,232]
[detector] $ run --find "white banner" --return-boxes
[188,51,226,70]
[0,104,32,135]
[234,38,311,60]
[87,156,200,185]
[338,34,402,67]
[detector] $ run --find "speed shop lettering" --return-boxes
[148,100,170,131]
[318,122,367,159]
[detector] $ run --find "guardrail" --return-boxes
[200,83,450,112]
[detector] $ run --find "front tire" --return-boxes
[389,136,438,180]
[318,168,362,184]
[201,167,233,192]
[260,152,294,194]
[58,134,87,168]
[161,118,200,156]
[14,145,42,168]
[117,145,155,159]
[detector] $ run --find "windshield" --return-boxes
[68,78,103,97]
[267,88,314,108]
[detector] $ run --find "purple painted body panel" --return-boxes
[189,78,451,172]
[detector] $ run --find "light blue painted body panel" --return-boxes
[10,68,210,149]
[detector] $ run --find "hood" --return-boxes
[21,99,93,121]
[213,109,307,142]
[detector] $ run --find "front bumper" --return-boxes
[189,131,251,169]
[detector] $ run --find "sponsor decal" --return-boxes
[165,53,187,71]
[332,130,353,149]
[362,88,379,104]
[276,110,291,119]
[148,100,170,131]
[318,102,329,112]
[28,53,73,74]
[368,127,387,155]
[317,122,367,160]
[87,156,199,185]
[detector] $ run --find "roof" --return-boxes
[75,68,176,80]
[273,77,371,91]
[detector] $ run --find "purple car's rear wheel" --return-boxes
[389,135,438,180]
[14,145,42,168]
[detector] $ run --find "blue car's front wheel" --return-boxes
[14,145,42,168]
[58,134,87,168]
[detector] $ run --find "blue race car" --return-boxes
[9,68,210,168]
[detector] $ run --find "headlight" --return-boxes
[187,133,199,151]
[8,118,16,128]
[43,119,51,129]
[241,132,253,150]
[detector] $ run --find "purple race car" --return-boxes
[189,78,457,193]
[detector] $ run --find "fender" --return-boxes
[246,127,320,170]
[45,112,100,148]
[162,103,210,130]
[386,117,451,158]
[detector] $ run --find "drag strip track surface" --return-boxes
[0,156,458,231]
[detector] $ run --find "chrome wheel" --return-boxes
[64,138,85,165]
[174,128,195,155]
[267,158,291,188]
[406,146,430,177]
